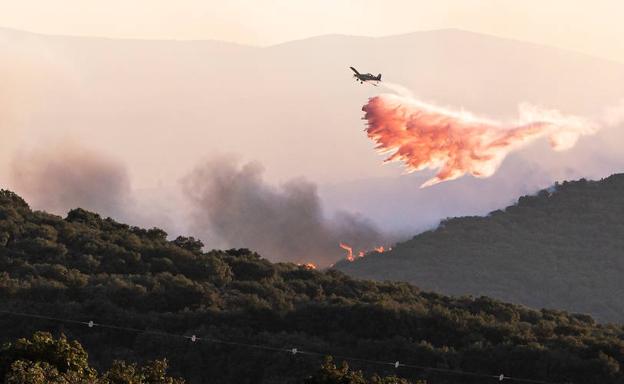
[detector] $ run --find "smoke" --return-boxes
[10,144,132,218]
[9,149,391,266]
[0,31,78,188]
[363,93,599,187]
[182,157,389,266]
[604,99,624,127]
[379,82,414,98]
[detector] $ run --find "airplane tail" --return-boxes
[377,74,382,81]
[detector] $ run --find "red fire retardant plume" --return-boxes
[363,94,597,187]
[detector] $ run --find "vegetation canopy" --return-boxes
[1,188,623,383]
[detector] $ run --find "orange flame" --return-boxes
[301,263,317,270]
[340,243,391,262]
[339,242,354,262]
[362,94,597,187]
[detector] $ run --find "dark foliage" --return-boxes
[338,174,624,323]
[1,189,623,383]
[304,357,422,384]
[0,331,183,383]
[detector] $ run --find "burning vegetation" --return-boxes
[339,242,390,262]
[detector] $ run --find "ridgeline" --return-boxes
[337,174,624,323]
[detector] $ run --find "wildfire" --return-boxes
[362,94,597,187]
[340,243,390,262]
[297,262,317,270]
[339,242,354,262]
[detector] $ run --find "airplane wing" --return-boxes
[349,67,360,75]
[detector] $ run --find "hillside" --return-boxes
[1,190,624,383]
[337,174,624,323]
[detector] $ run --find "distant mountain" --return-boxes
[337,173,624,323]
[2,27,623,238]
[2,190,624,383]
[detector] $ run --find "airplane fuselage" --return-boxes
[350,67,382,84]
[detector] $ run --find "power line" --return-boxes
[0,309,565,384]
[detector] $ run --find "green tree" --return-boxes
[305,357,420,384]
[0,332,96,382]
[1,333,185,384]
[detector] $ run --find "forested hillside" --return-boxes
[337,174,624,323]
[1,189,624,383]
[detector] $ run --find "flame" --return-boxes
[362,94,598,187]
[340,243,390,262]
[296,262,317,269]
[339,242,354,262]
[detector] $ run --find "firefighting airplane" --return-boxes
[349,67,382,85]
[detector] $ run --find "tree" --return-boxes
[304,357,420,384]
[0,333,185,384]
[172,236,204,254]
[103,359,184,384]
[0,332,96,382]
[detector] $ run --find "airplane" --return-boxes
[350,67,382,85]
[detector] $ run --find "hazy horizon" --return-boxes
[2,24,623,265]
[1,0,623,63]
[1,25,622,66]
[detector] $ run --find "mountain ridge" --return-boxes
[337,173,624,323]
[2,25,621,65]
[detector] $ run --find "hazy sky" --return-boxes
[0,0,623,62]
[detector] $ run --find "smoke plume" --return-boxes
[363,93,599,187]
[182,157,389,266]
[10,144,132,218]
